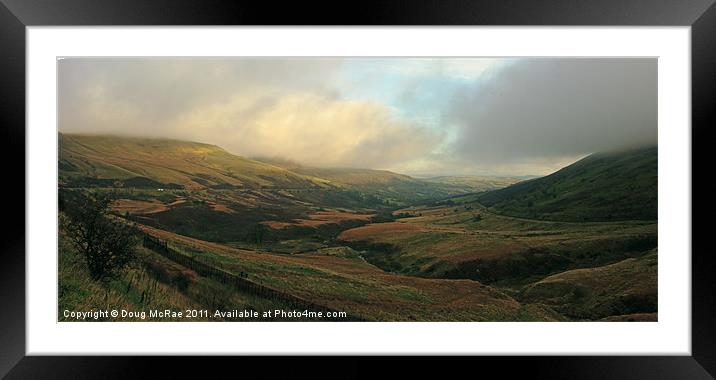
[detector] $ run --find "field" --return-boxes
[58,134,658,322]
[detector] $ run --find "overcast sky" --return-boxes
[58,57,656,176]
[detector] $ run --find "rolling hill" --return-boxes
[60,134,500,203]
[477,146,657,222]
[521,249,657,320]
[59,133,330,190]
[58,133,502,245]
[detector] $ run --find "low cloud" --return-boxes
[172,92,439,168]
[448,58,657,165]
[59,58,439,169]
[59,58,344,133]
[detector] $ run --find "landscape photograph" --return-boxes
[57,57,657,322]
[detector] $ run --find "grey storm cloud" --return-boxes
[447,58,657,164]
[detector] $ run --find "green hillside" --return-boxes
[477,146,657,222]
[59,133,330,190]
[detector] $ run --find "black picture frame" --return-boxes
[1,0,714,378]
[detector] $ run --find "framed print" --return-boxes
[2,0,715,378]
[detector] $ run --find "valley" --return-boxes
[58,134,658,322]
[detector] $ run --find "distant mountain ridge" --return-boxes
[477,146,657,222]
[253,158,518,200]
[422,175,521,192]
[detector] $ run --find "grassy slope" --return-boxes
[520,249,657,320]
[59,215,200,321]
[477,146,657,222]
[59,133,330,190]
[59,134,372,244]
[336,198,657,320]
[139,224,562,321]
[59,133,495,219]
[335,155,658,320]
[59,215,304,321]
[60,133,497,201]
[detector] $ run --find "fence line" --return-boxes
[142,235,362,321]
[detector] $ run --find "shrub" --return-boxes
[63,192,138,281]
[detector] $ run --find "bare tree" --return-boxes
[63,192,138,281]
